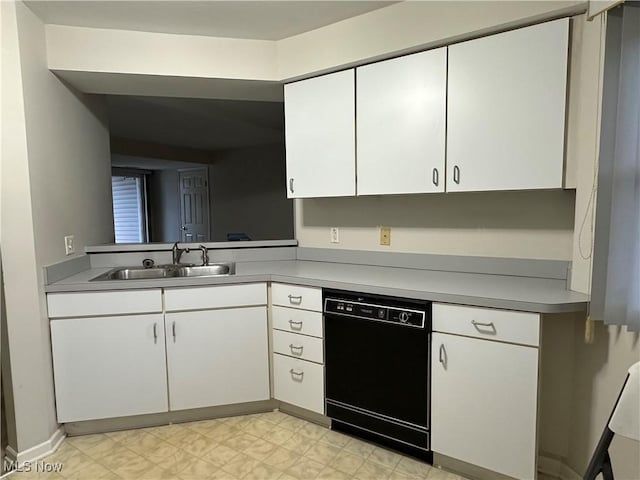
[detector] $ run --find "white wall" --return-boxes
[295,191,576,260]
[566,320,640,479]
[277,1,585,79]
[46,24,278,81]
[1,0,113,454]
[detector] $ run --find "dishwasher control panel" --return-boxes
[325,298,425,328]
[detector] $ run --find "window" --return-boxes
[111,172,148,243]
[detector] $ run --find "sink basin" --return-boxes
[176,264,235,277]
[90,263,235,281]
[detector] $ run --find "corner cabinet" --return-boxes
[284,70,356,198]
[431,304,540,480]
[356,47,447,195]
[446,18,569,192]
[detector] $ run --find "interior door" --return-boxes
[179,168,210,242]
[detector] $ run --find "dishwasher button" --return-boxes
[378,309,386,319]
[399,311,410,323]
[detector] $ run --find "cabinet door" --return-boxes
[447,18,569,192]
[165,307,269,411]
[50,314,168,422]
[284,70,356,198]
[431,333,538,479]
[357,48,447,195]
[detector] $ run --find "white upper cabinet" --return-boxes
[446,18,569,192]
[356,48,447,195]
[284,70,356,198]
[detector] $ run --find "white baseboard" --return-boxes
[538,455,581,480]
[4,427,65,467]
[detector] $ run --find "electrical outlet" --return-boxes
[64,235,75,255]
[330,227,340,243]
[380,226,391,246]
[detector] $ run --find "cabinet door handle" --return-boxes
[439,343,447,369]
[453,165,460,184]
[290,369,304,381]
[289,344,304,355]
[432,168,439,186]
[288,319,303,330]
[471,320,496,334]
[289,178,295,193]
[288,294,302,305]
[153,323,158,344]
[172,321,176,342]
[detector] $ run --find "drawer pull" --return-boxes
[289,344,304,355]
[288,319,303,330]
[153,323,158,344]
[471,320,497,334]
[289,369,304,381]
[288,294,303,305]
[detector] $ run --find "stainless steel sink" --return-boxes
[90,263,235,281]
[176,264,235,277]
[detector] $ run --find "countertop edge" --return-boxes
[45,271,588,314]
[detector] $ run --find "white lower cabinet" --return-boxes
[431,332,539,480]
[273,354,324,414]
[165,307,270,411]
[48,284,269,423]
[50,314,169,422]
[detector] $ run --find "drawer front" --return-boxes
[433,304,540,347]
[272,306,323,338]
[273,354,324,414]
[47,290,162,318]
[273,330,324,364]
[272,283,322,312]
[165,283,267,311]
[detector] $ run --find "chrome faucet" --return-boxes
[172,242,189,265]
[199,244,209,266]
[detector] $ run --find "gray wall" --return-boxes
[148,169,180,243]
[1,1,113,454]
[209,144,293,241]
[143,143,293,243]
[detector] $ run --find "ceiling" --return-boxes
[25,1,395,40]
[106,95,284,152]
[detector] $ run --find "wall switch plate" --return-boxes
[330,227,340,243]
[380,226,391,246]
[64,235,75,255]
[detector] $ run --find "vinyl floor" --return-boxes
[9,411,469,480]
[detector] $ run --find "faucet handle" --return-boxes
[199,244,209,266]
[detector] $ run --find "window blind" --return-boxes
[111,175,145,243]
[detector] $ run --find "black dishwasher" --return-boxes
[324,289,432,461]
